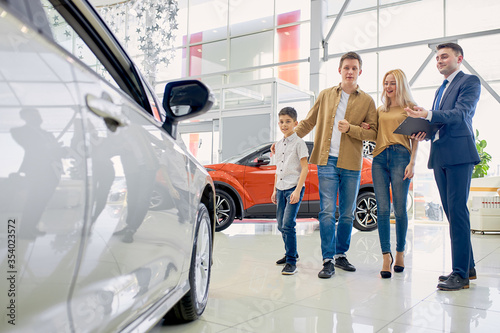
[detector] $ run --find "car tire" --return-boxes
[215,189,236,232]
[353,191,378,231]
[164,203,212,322]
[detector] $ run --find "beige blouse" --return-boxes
[372,105,412,157]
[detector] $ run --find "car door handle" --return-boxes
[85,94,129,132]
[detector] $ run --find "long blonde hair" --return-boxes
[380,69,416,112]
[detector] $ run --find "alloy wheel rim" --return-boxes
[356,196,377,228]
[195,212,210,304]
[215,195,230,226]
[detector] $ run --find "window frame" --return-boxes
[44,0,154,116]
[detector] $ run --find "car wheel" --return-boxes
[354,191,378,231]
[215,189,236,232]
[165,203,212,322]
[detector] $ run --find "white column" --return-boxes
[309,0,328,95]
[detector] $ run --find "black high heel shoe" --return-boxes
[394,252,405,273]
[380,252,393,279]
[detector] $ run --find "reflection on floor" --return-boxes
[152,219,500,333]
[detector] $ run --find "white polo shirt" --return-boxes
[275,133,309,191]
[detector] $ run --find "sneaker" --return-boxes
[335,257,356,272]
[318,260,335,278]
[281,263,297,275]
[276,254,299,265]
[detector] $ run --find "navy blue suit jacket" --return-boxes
[428,71,481,169]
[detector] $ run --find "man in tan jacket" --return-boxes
[295,52,377,278]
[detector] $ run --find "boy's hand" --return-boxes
[289,189,300,204]
[271,191,277,204]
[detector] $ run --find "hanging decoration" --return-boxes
[96,0,179,86]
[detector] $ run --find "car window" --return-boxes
[306,142,313,156]
[11,0,156,118]
[40,0,120,90]
[245,148,275,166]
[249,150,273,164]
[222,143,270,164]
[139,74,163,122]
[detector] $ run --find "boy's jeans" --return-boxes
[372,144,411,254]
[276,186,305,265]
[317,156,361,260]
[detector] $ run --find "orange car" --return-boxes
[205,142,377,232]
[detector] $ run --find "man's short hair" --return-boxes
[279,107,297,121]
[339,51,362,69]
[436,42,464,57]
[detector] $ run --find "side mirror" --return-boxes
[249,156,270,167]
[162,80,214,121]
[162,80,214,138]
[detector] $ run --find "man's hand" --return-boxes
[270,142,276,154]
[405,106,429,119]
[410,132,427,142]
[338,119,350,133]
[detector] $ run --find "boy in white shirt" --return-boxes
[272,107,309,275]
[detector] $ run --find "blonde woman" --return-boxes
[363,69,418,278]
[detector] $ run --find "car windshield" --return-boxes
[222,142,271,164]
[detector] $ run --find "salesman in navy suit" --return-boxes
[405,42,481,291]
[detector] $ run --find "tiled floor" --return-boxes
[152,220,500,332]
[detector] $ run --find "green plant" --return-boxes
[472,129,492,178]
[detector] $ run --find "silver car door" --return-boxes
[0,4,86,332]
[29,3,193,332]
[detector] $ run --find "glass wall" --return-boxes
[162,0,310,87]
[323,1,500,221]
[93,0,500,221]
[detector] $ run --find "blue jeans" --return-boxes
[317,156,361,260]
[276,186,305,265]
[372,144,411,254]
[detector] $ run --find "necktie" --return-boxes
[434,79,448,110]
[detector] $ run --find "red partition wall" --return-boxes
[277,10,300,85]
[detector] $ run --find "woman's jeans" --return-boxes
[317,156,361,260]
[372,144,411,254]
[276,186,305,265]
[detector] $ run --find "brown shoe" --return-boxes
[439,267,476,282]
[437,273,469,291]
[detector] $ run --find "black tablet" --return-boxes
[393,117,442,140]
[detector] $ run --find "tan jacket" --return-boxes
[295,84,377,170]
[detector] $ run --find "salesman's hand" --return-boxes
[405,106,428,119]
[410,132,427,142]
[338,119,350,133]
[270,142,276,154]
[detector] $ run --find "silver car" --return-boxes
[0,0,215,331]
